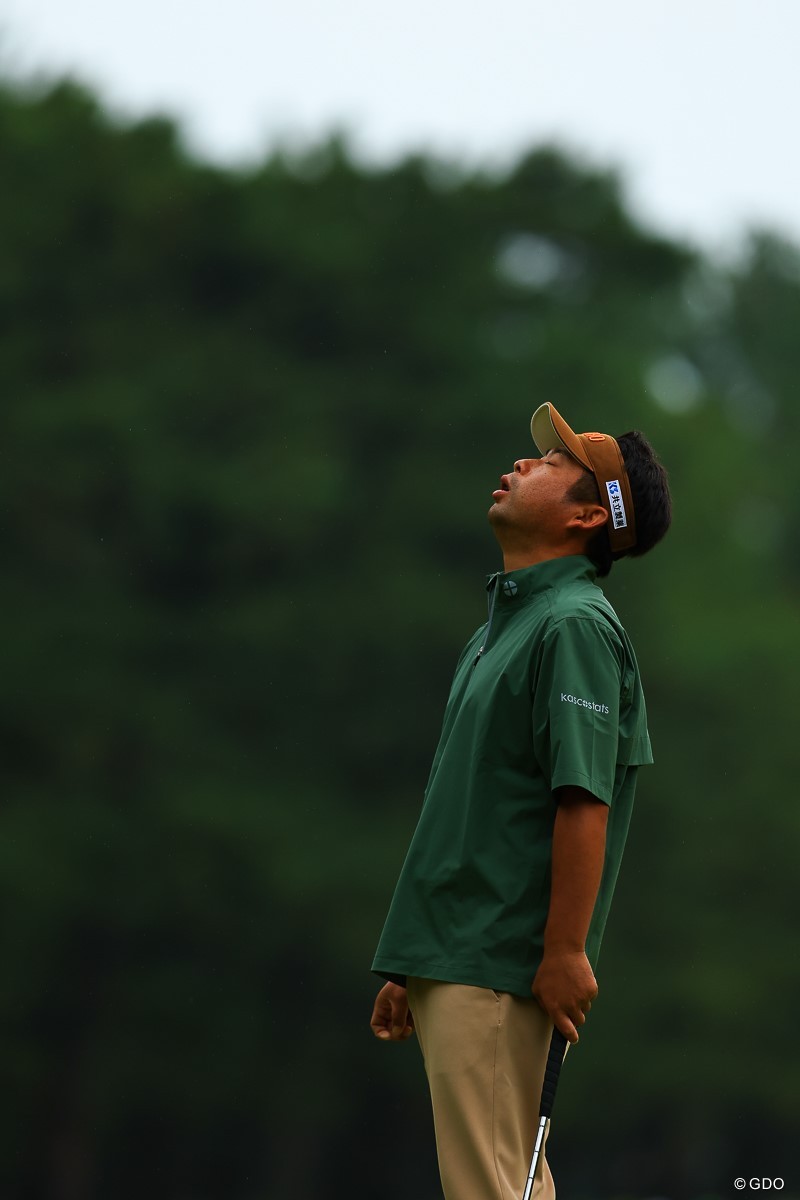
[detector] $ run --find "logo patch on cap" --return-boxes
[605,479,628,530]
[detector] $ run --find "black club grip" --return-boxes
[539,1029,569,1120]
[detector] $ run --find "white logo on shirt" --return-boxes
[560,692,609,715]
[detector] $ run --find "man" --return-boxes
[369,402,672,1200]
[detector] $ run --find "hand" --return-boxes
[370,982,415,1042]
[531,949,598,1044]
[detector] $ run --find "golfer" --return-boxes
[370,402,672,1200]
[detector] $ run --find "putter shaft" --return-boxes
[521,1028,568,1200]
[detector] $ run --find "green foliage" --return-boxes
[1,74,798,1199]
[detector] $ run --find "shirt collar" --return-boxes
[486,554,597,605]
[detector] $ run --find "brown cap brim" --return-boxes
[531,403,593,472]
[530,402,637,556]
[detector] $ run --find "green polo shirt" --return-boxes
[372,554,652,999]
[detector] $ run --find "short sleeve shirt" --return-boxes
[372,554,652,998]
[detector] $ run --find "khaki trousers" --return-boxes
[406,978,559,1200]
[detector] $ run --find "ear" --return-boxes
[567,505,608,533]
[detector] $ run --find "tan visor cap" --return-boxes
[530,402,637,555]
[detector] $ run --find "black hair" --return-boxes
[568,430,672,578]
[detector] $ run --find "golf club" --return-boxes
[521,1027,569,1200]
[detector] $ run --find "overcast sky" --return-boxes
[2,0,799,252]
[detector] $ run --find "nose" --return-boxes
[513,458,535,474]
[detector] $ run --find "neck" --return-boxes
[498,538,587,574]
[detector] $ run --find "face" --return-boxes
[488,447,591,541]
